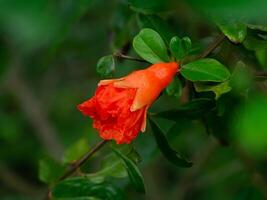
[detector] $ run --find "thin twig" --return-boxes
[254,71,267,79]
[44,140,108,200]
[197,34,226,59]
[180,34,226,102]
[58,140,108,181]
[113,52,149,63]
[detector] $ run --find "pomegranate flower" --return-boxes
[78,62,179,144]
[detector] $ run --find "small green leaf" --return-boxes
[165,77,182,98]
[149,117,193,167]
[170,36,192,60]
[52,177,124,200]
[133,28,170,63]
[39,157,65,184]
[215,17,247,43]
[86,153,127,183]
[181,58,231,82]
[63,138,89,164]
[112,148,145,193]
[137,14,175,45]
[87,145,141,183]
[194,81,232,100]
[96,55,115,78]
[156,98,216,120]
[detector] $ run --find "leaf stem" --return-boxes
[113,52,149,63]
[58,140,108,181]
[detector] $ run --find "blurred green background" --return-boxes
[1,0,267,199]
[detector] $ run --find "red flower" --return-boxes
[78,62,179,144]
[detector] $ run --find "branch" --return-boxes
[113,52,149,63]
[180,34,226,102]
[58,140,108,181]
[44,140,108,200]
[197,34,226,59]
[254,71,267,79]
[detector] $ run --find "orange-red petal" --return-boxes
[78,62,179,143]
[78,84,147,144]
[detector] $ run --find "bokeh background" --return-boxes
[1,0,267,199]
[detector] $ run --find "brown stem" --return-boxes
[58,140,108,181]
[197,34,226,59]
[113,52,149,63]
[44,140,108,200]
[254,71,267,78]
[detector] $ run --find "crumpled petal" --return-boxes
[78,84,147,144]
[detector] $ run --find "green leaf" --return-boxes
[156,98,216,120]
[96,55,115,78]
[137,14,175,45]
[194,81,232,100]
[87,145,141,184]
[133,28,170,63]
[112,148,145,193]
[165,77,183,98]
[149,117,193,167]
[170,36,192,60]
[109,143,142,163]
[86,153,127,183]
[63,138,89,164]
[181,58,231,82]
[214,17,247,43]
[52,177,124,200]
[38,157,65,184]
